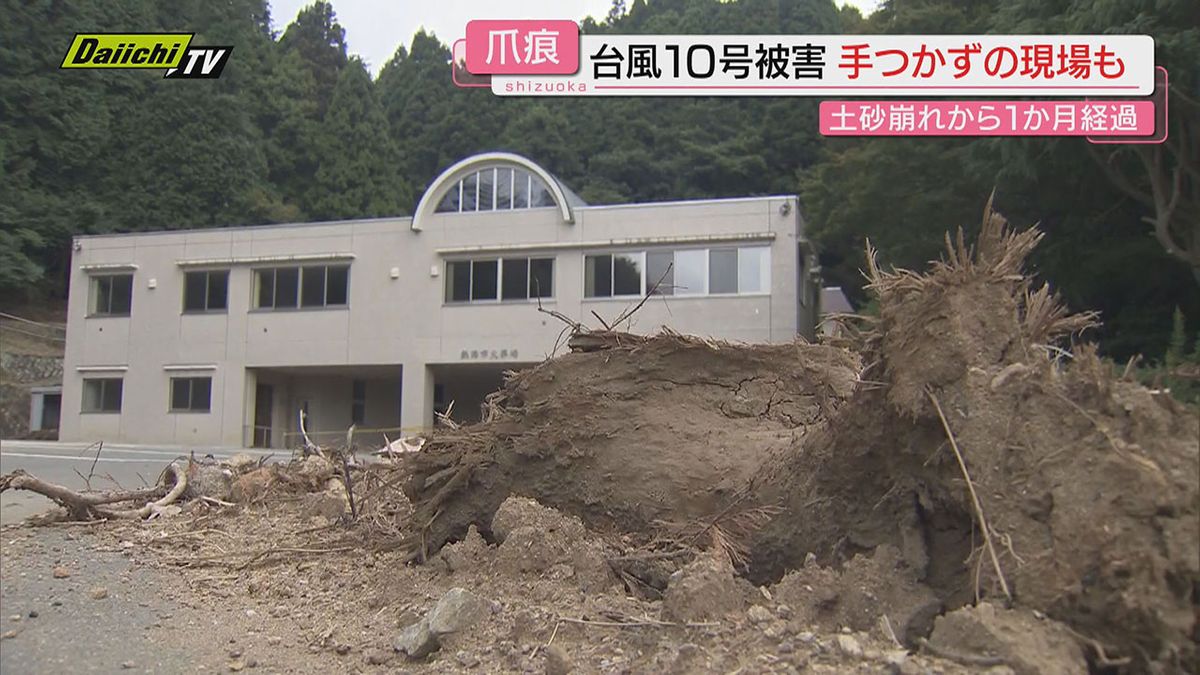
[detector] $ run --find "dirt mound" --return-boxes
[750,207,1199,670]
[403,334,860,557]
[772,545,941,646]
[401,202,1198,672]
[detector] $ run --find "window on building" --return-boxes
[646,251,674,295]
[82,378,123,413]
[512,170,530,208]
[89,274,133,316]
[586,253,643,298]
[501,258,528,300]
[738,247,770,294]
[588,246,768,299]
[446,260,472,302]
[709,249,738,294]
[674,250,707,295]
[471,260,499,300]
[584,255,612,298]
[446,257,554,303]
[351,379,366,425]
[462,172,479,212]
[496,167,513,209]
[170,377,212,413]
[255,265,348,309]
[433,167,558,214]
[183,270,229,312]
[530,175,555,207]
[529,258,553,298]
[479,167,496,210]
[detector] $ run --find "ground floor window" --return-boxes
[82,378,123,413]
[170,377,212,413]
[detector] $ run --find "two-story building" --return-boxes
[60,152,822,448]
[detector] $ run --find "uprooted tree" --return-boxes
[400,199,1199,672]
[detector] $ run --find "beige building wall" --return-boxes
[60,155,819,448]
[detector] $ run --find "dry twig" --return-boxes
[927,390,1012,603]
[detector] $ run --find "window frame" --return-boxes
[169,376,212,413]
[253,264,350,311]
[81,377,123,413]
[707,248,740,296]
[432,167,554,214]
[182,269,230,314]
[87,273,134,317]
[584,246,771,299]
[445,256,555,304]
[584,252,647,299]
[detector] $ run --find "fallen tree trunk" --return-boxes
[0,463,185,520]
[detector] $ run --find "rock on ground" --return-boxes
[428,587,494,637]
[492,498,616,593]
[662,550,745,623]
[928,603,1087,675]
[772,545,941,645]
[393,617,438,659]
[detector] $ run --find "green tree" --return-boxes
[307,59,409,219]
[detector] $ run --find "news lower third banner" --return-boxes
[455,23,1161,140]
[469,32,1153,97]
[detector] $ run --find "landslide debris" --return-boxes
[401,200,1199,672]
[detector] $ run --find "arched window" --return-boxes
[413,152,584,230]
[434,166,557,214]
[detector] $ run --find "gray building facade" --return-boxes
[60,153,821,448]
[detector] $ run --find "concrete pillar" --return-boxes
[400,363,434,434]
[241,368,257,448]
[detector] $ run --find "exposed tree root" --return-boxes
[0,462,187,521]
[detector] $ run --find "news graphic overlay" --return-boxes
[454,26,1160,141]
[61,33,233,79]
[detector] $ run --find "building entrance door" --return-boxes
[253,384,273,448]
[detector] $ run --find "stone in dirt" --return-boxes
[928,603,1086,675]
[662,550,744,623]
[89,586,108,600]
[296,455,335,489]
[427,587,494,636]
[230,467,275,503]
[393,617,438,659]
[439,525,490,573]
[772,545,940,645]
[544,644,572,675]
[835,634,863,658]
[746,604,774,624]
[298,492,344,524]
[364,649,392,665]
[491,499,617,592]
[51,566,69,578]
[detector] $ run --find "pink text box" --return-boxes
[820,100,1154,136]
[465,20,579,75]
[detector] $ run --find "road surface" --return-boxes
[0,440,280,524]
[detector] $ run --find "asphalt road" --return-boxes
[0,440,280,524]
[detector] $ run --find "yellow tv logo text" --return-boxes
[61,33,193,69]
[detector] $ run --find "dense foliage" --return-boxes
[1,0,1196,361]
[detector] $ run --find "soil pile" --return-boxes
[403,334,860,556]
[403,202,1199,672]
